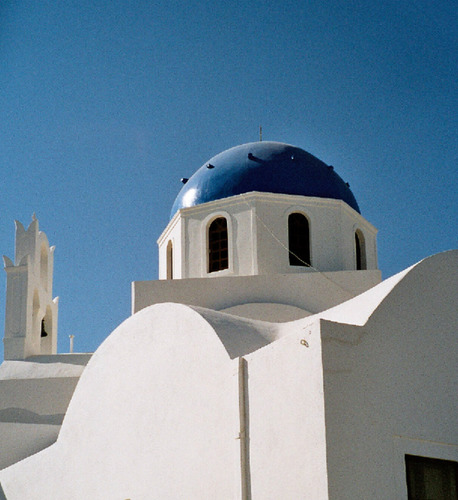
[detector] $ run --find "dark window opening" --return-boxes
[355,232,362,270]
[405,454,458,500]
[208,217,229,273]
[288,213,310,266]
[355,230,366,270]
[41,319,48,338]
[166,240,173,280]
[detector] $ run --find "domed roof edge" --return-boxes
[170,141,360,217]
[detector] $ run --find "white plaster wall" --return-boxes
[252,194,377,273]
[183,202,255,278]
[1,253,453,498]
[320,250,458,499]
[0,302,331,499]
[0,361,85,380]
[0,423,59,472]
[253,196,340,273]
[0,376,80,470]
[2,266,28,360]
[0,304,241,499]
[221,302,312,322]
[157,215,182,279]
[13,220,36,266]
[158,192,377,280]
[245,322,329,499]
[133,269,381,320]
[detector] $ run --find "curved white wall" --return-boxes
[0,304,240,499]
[1,252,455,499]
[321,251,458,499]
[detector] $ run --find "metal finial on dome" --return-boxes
[259,126,262,142]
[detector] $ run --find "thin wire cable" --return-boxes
[241,193,359,298]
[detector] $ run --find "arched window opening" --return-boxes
[208,217,229,273]
[355,230,367,270]
[288,213,310,266]
[166,240,173,280]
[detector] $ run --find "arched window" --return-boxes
[288,213,310,266]
[166,240,173,279]
[208,217,229,273]
[355,230,366,270]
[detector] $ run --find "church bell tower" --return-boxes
[3,216,58,360]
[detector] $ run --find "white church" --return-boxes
[0,141,456,499]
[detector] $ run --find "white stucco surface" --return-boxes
[0,304,242,499]
[221,302,312,321]
[158,192,378,279]
[2,144,456,500]
[0,376,81,470]
[311,262,415,326]
[0,303,330,499]
[0,361,85,380]
[133,269,381,321]
[0,423,60,473]
[321,250,458,499]
[245,322,329,499]
[0,252,455,498]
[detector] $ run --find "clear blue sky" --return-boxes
[0,0,456,357]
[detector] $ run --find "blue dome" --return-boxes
[171,141,360,218]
